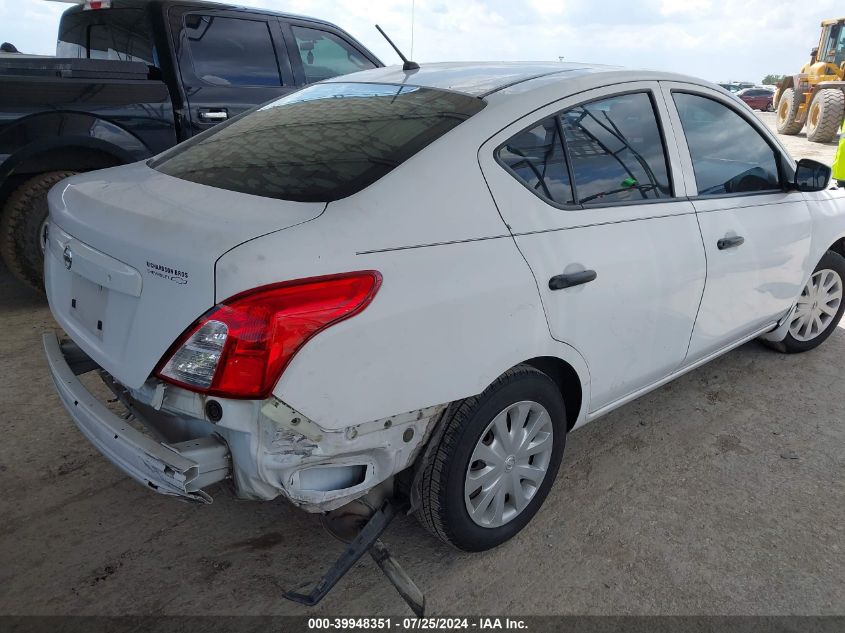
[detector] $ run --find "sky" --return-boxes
[1,0,843,83]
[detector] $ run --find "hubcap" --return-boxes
[789,269,843,342]
[464,400,554,528]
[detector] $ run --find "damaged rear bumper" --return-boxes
[43,332,230,503]
[44,331,447,511]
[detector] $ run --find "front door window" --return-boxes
[673,92,780,196]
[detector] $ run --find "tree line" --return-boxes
[761,74,786,85]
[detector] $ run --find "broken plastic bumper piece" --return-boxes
[42,331,230,503]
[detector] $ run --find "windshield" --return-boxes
[57,8,155,64]
[821,23,845,66]
[150,82,486,202]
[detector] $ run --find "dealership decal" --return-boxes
[146,261,188,285]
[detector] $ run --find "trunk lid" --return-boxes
[45,162,325,389]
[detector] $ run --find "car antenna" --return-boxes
[375,24,419,71]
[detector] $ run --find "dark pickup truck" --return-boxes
[0,0,381,291]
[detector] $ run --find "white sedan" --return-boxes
[43,63,845,553]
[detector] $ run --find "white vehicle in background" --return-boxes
[44,63,845,559]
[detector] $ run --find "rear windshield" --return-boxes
[57,9,156,65]
[150,82,486,202]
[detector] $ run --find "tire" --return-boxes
[776,88,804,135]
[0,171,76,292]
[806,89,844,143]
[766,101,774,112]
[415,365,567,551]
[764,250,845,353]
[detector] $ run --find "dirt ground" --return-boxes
[0,113,843,617]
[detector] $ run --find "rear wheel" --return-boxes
[776,88,804,135]
[0,171,76,292]
[806,89,844,143]
[416,365,567,551]
[764,250,845,353]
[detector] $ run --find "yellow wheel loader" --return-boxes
[775,18,845,143]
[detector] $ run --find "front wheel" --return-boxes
[415,365,567,551]
[765,250,845,353]
[806,89,845,143]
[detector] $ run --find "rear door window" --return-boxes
[497,117,574,205]
[291,25,376,83]
[561,92,672,204]
[184,15,281,86]
[151,83,485,202]
[496,91,672,207]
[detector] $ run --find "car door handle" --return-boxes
[549,269,597,290]
[198,108,228,121]
[717,236,745,250]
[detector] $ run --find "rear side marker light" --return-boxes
[156,271,381,399]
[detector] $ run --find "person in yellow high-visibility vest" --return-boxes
[833,119,845,187]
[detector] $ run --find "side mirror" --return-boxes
[794,158,832,192]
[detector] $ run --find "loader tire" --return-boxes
[776,88,804,135]
[806,89,844,143]
[0,171,77,293]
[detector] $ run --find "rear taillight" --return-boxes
[156,271,381,399]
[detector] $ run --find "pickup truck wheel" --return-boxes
[416,365,566,551]
[0,171,77,292]
[764,250,845,353]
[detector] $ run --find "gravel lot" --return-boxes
[0,112,842,617]
[757,111,839,164]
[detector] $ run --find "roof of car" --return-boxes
[324,62,615,97]
[323,61,727,101]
